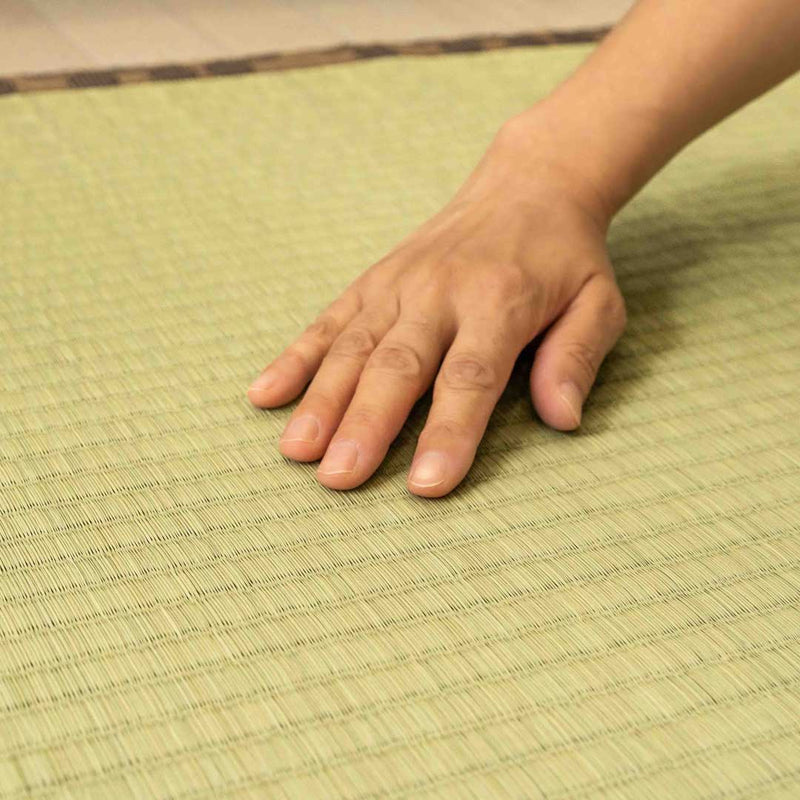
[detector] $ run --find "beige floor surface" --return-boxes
[0,0,633,75]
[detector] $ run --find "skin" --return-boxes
[248,0,800,497]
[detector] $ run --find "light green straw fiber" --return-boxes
[1,43,800,799]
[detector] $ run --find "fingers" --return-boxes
[315,309,456,489]
[530,271,627,431]
[247,290,362,408]
[406,317,528,497]
[277,303,399,462]
[253,267,626,500]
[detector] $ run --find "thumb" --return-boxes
[530,271,627,431]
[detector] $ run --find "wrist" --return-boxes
[483,109,617,232]
[448,118,613,239]
[497,91,670,224]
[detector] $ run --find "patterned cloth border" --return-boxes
[0,27,608,95]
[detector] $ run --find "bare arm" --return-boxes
[503,0,800,221]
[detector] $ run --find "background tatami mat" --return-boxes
[1,42,800,799]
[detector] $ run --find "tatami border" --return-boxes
[0,27,609,95]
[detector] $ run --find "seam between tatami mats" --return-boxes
[0,27,609,95]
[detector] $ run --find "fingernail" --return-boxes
[319,440,359,475]
[558,381,583,427]
[409,451,447,487]
[281,414,320,443]
[249,369,277,393]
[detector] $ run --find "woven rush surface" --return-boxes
[2,43,800,799]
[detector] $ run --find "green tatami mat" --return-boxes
[2,43,800,799]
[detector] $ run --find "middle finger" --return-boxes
[316,311,455,489]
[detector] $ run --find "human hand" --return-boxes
[247,115,627,497]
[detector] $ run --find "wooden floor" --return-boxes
[0,0,633,76]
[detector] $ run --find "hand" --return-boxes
[247,115,627,497]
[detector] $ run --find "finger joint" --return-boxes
[330,326,378,362]
[440,352,497,391]
[303,313,339,343]
[366,343,424,379]
[564,340,599,386]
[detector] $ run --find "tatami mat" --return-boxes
[1,42,800,798]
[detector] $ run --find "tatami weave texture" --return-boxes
[1,43,800,799]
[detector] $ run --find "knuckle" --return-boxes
[330,326,378,361]
[343,404,385,431]
[468,265,542,337]
[420,417,470,444]
[303,312,339,342]
[440,352,497,391]
[591,274,627,332]
[499,263,532,294]
[366,343,424,379]
[299,387,338,413]
[396,312,439,338]
[281,345,312,373]
[487,263,538,304]
[605,288,628,332]
[335,284,365,315]
[563,339,599,384]
[434,253,470,276]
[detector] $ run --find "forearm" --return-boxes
[503,0,800,223]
